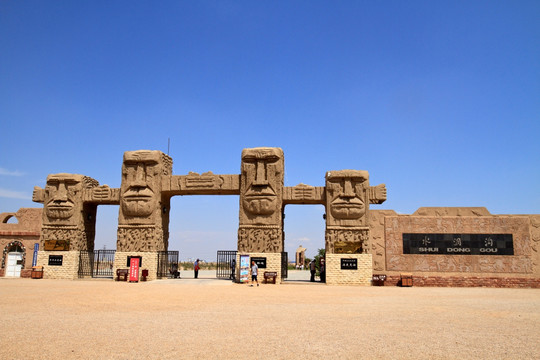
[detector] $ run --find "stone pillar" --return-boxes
[324,170,385,285]
[116,150,172,280]
[32,174,99,279]
[237,148,284,273]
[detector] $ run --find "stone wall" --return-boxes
[369,208,540,287]
[0,208,42,278]
[114,252,159,282]
[236,252,282,284]
[36,251,79,280]
[325,254,372,286]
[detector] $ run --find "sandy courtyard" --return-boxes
[1,274,539,360]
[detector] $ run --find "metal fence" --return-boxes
[281,252,288,279]
[216,250,237,279]
[78,250,116,278]
[157,251,179,279]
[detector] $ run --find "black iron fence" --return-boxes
[157,251,179,279]
[281,251,288,279]
[216,250,237,279]
[78,250,116,278]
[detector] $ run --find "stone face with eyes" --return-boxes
[43,174,84,224]
[325,170,370,227]
[240,147,284,223]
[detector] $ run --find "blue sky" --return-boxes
[1,1,538,261]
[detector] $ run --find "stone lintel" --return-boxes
[83,186,120,204]
[283,185,325,205]
[162,174,240,195]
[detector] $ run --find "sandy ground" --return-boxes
[1,271,539,360]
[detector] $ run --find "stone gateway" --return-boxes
[21,147,538,288]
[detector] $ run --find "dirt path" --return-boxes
[1,278,538,359]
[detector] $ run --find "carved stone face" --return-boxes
[326,170,369,222]
[241,148,283,217]
[120,151,161,218]
[44,174,84,223]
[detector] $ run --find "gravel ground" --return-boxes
[1,273,538,360]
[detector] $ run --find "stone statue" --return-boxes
[117,150,172,252]
[33,173,99,251]
[238,147,284,252]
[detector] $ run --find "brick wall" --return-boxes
[326,254,372,286]
[36,251,79,280]
[382,275,540,288]
[114,252,158,282]
[236,252,282,284]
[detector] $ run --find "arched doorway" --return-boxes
[3,241,25,277]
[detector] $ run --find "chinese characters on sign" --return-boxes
[129,257,140,282]
[340,258,358,270]
[402,234,514,255]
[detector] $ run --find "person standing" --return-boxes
[230,258,236,280]
[250,260,259,287]
[309,259,316,282]
[319,257,325,283]
[194,259,200,279]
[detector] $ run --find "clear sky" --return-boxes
[1,1,539,261]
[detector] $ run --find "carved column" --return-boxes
[324,170,386,285]
[117,150,172,252]
[32,173,99,279]
[238,147,284,253]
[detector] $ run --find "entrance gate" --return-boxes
[157,251,179,279]
[281,252,288,279]
[216,250,237,279]
[78,250,116,278]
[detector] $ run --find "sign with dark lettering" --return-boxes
[403,234,514,255]
[251,257,267,269]
[341,258,358,270]
[44,240,70,251]
[48,255,63,266]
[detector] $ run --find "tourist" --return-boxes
[230,258,236,280]
[319,257,325,283]
[250,260,259,287]
[310,259,316,282]
[194,259,200,279]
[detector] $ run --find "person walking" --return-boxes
[250,260,259,287]
[309,259,316,282]
[194,259,200,279]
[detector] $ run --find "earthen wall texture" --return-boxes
[369,208,540,288]
[0,208,42,277]
[325,254,372,286]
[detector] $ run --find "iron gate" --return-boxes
[78,250,116,278]
[157,251,179,279]
[216,250,237,279]
[281,251,288,279]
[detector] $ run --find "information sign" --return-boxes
[32,243,39,267]
[341,258,358,270]
[251,257,267,269]
[239,255,250,283]
[129,257,140,282]
[402,233,514,255]
[48,255,63,266]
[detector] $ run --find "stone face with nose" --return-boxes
[325,170,369,225]
[119,150,162,220]
[240,147,284,221]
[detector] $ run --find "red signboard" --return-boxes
[129,257,140,282]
